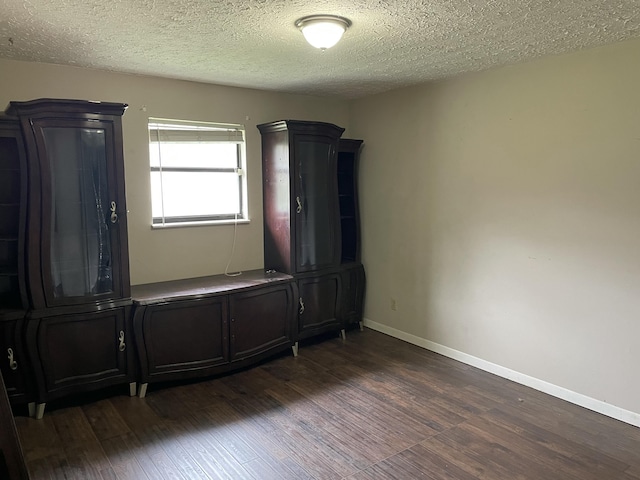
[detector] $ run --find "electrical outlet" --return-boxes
[390,298,397,311]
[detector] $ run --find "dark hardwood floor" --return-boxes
[13,329,640,479]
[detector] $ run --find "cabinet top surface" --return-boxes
[339,138,364,150]
[257,119,345,136]
[6,98,128,117]
[131,269,294,305]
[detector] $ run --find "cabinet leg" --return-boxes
[359,321,364,331]
[291,342,299,357]
[129,382,137,397]
[138,383,148,399]
[340,329,346,340]
[27,402,35,418]
[35,403,46,420]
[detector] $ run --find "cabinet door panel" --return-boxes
[43,126,114,300]
[143,297,228,377]
[229,283,294,362]
[7,98,131,311]
[32,119,127,307]
[294,136,339,272]
[36,308,130,394]
[0,319,28,402]
[298,274,340,337]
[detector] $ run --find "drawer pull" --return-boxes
[7,347,17,371]
[118,330,126,352]
[299,297,305,315]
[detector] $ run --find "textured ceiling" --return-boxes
[1,0,639,98]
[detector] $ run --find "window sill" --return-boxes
[151,218,251,229]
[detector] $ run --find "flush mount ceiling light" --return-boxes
[295,15,352,50]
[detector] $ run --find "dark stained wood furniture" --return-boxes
[0,115,32,415]
[5,99,135,418]
[0,311,30,411]
[1,103,366,417]
[258,121,365,350]
[132,269,296,398]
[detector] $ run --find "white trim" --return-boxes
[363,318,640,428]
[151,218,250,229]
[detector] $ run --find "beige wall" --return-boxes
[0,59,350,285]
[350,37,640,416]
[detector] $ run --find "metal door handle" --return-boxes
[7,348,17,371]
[299,298,305,314]
[110,201,118,223]
[118,330,126,352]
[296,196,302,214]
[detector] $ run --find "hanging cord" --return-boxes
[224,212,242,277]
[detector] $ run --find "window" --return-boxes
[148,118,247,226]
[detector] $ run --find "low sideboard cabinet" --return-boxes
[131,270,296,398]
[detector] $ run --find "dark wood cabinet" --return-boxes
[293,132,342,273]
[297,272,341,339]
[4,99,134,418]
[0,312,30,407]
[259,120,366,346]
[137,296,229,384]
[1,117,31,410]
[7,99,130,312]
[0,117,28,471]
[132,270,296,397]
[259,120,344,275]
[27,307,134,411]
[1,105,364,418]
[229,282,295,362]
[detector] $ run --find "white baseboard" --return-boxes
[363,318,640,428]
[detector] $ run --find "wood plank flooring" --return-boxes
[13,329,640,479]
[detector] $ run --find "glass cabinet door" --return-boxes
[34,120,124,306]
[294,136,339,272]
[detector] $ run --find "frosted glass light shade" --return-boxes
[296,15,352,50]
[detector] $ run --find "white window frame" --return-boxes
[148,118,248,227]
